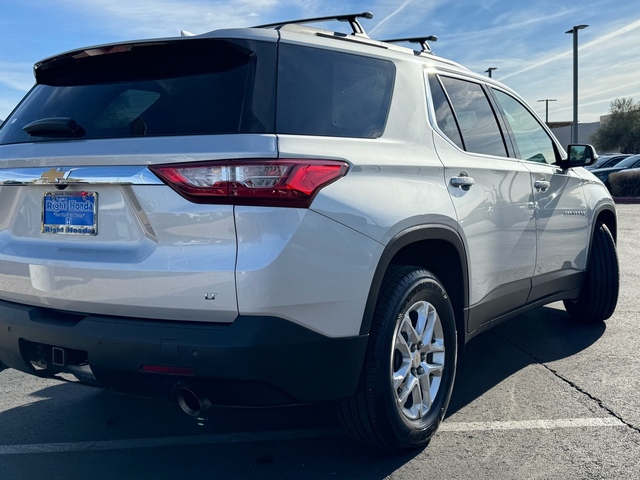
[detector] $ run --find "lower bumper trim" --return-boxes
[0,299,368,406]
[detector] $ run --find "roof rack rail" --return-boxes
[255,12,374,37]
[383,36,438,54]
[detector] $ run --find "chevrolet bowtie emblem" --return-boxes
[40,168,66,183]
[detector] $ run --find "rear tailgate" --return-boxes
[0,35,279,323]
[0,135,277,322]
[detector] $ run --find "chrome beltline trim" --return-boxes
[0,166,163,185]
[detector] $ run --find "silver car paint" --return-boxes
[0,135,279,322]
[432,134,537,307]
[525,162,591,275]
[235,206,382,337]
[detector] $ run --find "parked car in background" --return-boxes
[591,154,640,189]
[585,153,631,170]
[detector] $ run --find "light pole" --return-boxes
[565,24,588,143]
[537,99,557,124]
[485,67,497,78]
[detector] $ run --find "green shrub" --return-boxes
[609,169,640,197]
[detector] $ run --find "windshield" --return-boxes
[615,154,640,168]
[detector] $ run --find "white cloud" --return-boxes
[490,6,576,30]
[2,0,639,124]
[425,2,640,123]
[368,0,446,38]
[0,62,34,92]
[0,60,34,117]
[493,16,640,122]
[369,0,416,36]
[501,18,640,82]
[52,0,320,38]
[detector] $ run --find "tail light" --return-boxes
[149,159,349,208]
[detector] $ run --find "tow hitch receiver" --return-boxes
[52,347,66,366]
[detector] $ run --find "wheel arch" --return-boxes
[594,205,617,243]
[361,225,469,348]
[563,203,619,323]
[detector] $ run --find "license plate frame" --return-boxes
[42,192,98,236]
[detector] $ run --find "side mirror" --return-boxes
[561,144,598,169]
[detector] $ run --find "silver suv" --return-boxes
[0,12,619,452]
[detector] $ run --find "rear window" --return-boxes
[0,39,396,145]
[276,44,395,138]
[0,39,277,145]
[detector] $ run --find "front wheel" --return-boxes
[564,222,619,323]
[338,266,457,452]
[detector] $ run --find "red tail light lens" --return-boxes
[142,365,194,376]
[149,159,348,208]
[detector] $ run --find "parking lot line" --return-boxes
[0,427,345,455]
[0,417,627,455]
[439,417,625,432]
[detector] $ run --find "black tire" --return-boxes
[564,222,619,323]
[337,266,457,452]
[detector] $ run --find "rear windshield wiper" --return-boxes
[22,117,86,137]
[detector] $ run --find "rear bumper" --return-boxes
[0,299,368,406]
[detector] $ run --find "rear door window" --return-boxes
[428,75,464,150]
[432,75,508,158]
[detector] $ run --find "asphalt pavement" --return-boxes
[0,204,638,479]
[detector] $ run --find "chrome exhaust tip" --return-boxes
[176,386,211,417]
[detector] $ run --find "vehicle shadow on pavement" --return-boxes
[0,303,606,480]
[0,379,423,479]
[447,303,606,417]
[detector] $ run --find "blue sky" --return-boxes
[1,0,640,123]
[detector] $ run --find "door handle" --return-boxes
[450,173,475,190]
[534,180,551,191]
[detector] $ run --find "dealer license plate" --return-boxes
[42,192,98,235]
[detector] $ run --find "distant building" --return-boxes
[549,121,600,148]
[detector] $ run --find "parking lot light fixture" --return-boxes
[565,24,588,143]
[537,99,557,124]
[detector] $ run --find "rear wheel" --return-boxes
[338,266,457,452]
[564,222,619,323]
